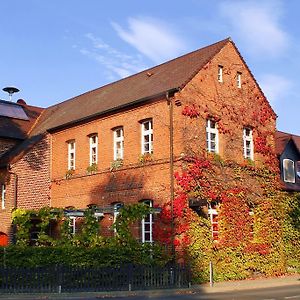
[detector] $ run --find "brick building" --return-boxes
[0,100,46,245]
[0,38,277,244]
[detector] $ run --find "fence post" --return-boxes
[209,261,214,287]
[128,264,133,291]
[56,265,62,293]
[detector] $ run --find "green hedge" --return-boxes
[0,243,169,268]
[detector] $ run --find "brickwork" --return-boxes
[0,41,277,243]
[51,100,174,209]
[49,42,276,240]
[0,138,17,157]
[174,42,276,164]
[0,135,51,239]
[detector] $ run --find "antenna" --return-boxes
[3,86,20,101]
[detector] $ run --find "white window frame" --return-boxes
[141,120,153,154]
[67,140,76,170]
[218,65,223,83]
[113,127,124,160]
[283,159,296,183]
[69,217,76,235]
[243,128,254,160]
[141,200,153,243]
[206,119,219,153]
[237,72,242,88]
[1,184,6,210]
[113,202,123,234]
[89,134,98,166]
[208,202,219,241]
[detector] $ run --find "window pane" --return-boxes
[284,159,295,183]
[144,122,150,131]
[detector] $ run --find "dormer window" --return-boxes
[206,119,219,153]
[283,159,295,183]
[237,72,242,88]
[218,65,223,83]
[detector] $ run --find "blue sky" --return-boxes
[0,0,299,134]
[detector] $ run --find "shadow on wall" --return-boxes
[88,170,150,206]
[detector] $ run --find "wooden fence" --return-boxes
[0,264,191,293]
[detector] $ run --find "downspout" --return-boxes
[166,91,175,260]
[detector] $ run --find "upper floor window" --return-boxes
[297,161,300,178]
[237,72,242,88]
[283,159,295,183]
[141,199,153,243]
[1,184,5,210]
[67,140,76,170]
[89,134,98,165]
[206,119,218,153]
[218,65,223,83]
[141,119,153,154]
[113,127,124,160]
[243,128,254,160]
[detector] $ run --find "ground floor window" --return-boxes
[208,201,219,241]
[1,184,5,210]
[141,200,153,243]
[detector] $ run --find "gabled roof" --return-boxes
[0,100,43,140]
[1,37,276,167]
[275,130,300,155]
[30,38,231,135]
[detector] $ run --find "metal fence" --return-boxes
[0,264,191,293]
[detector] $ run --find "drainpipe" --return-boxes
[166,91,175,260]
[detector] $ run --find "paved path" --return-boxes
[0,274,299,299]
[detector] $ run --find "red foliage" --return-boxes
[182,105,200,118]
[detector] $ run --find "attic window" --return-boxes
[218,65,223,83]
[297,161,300,178]
[237,72,242,88]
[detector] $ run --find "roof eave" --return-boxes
[47,88,179,133]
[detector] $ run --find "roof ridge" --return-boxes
[46,37,231,110]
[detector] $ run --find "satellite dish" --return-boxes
[3,86,20,101]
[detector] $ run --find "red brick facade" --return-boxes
[0,135,51,240]
[0,40,277,242]
[49,42,275,238]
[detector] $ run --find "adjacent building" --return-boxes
[275,131,300,191]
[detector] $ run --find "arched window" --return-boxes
[283,159,295,183]
[141,200,153,243]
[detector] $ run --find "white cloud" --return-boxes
[80,33,147,80]
[259,74,292,103]
[219,0,289,57]
[111,17,187,63]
